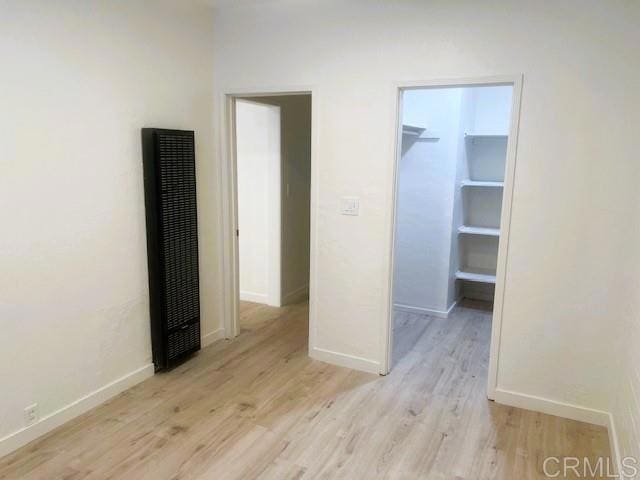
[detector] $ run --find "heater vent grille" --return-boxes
[142,128,200,371]
[167,322,200,360]
[158,133,200,331]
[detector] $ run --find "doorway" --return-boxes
[386,78,522,399]
[231,93,312,335]
[235,99,282,307]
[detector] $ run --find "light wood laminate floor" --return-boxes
[0,300,610,479]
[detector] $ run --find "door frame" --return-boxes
[219,87,317,340]
[382,75,523,400]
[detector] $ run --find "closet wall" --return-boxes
[393,89,463,316]
[393,85,512,316]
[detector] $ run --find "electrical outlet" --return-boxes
[24,403,39,426]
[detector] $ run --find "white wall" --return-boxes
[212,0,640,433]
[393,88,462,314]
[236,99,281,305]
[0,0,217,456]
[468,86,513,135]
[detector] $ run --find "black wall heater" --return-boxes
[142,128,200,371]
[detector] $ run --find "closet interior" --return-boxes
[393,85,513,325]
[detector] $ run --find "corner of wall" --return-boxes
[282,284,309,306]
[202,327,227,347]
[309,347,380,375]
[607,412,623,477]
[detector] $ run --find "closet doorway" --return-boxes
[386,77,522,400]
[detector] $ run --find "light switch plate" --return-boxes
[340,196,360,216]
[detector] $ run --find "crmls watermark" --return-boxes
[542,456,639,479]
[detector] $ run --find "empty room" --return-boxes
[1,1,639,479]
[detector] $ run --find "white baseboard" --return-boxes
[282,284,309,305]
[240,291,268,304]
[394,299,457,319]
[309,346,380,374]
[493,387,609,426]
[202,327,226,347]
[0,363,154,459]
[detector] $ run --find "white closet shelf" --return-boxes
[461,180,504,188]
[464,133,508,138]
[455,268,496,284]
[458,226,500,237]
[402,124,440,139]
[402,124,424,136]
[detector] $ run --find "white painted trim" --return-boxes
[307,89,320,364]
[310,347,380,375]
[0,364,154,459]
[393,299,457,319]
[202,327,226,347]
[381,74,524,393]
[487,75,524,400]
[219,85,318,351]
[380,85,404,375]
[493,388,609,426]
[396,75,522,90]
[282,283,309,305]
[239,291,269,304]
[219,91,241,339]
